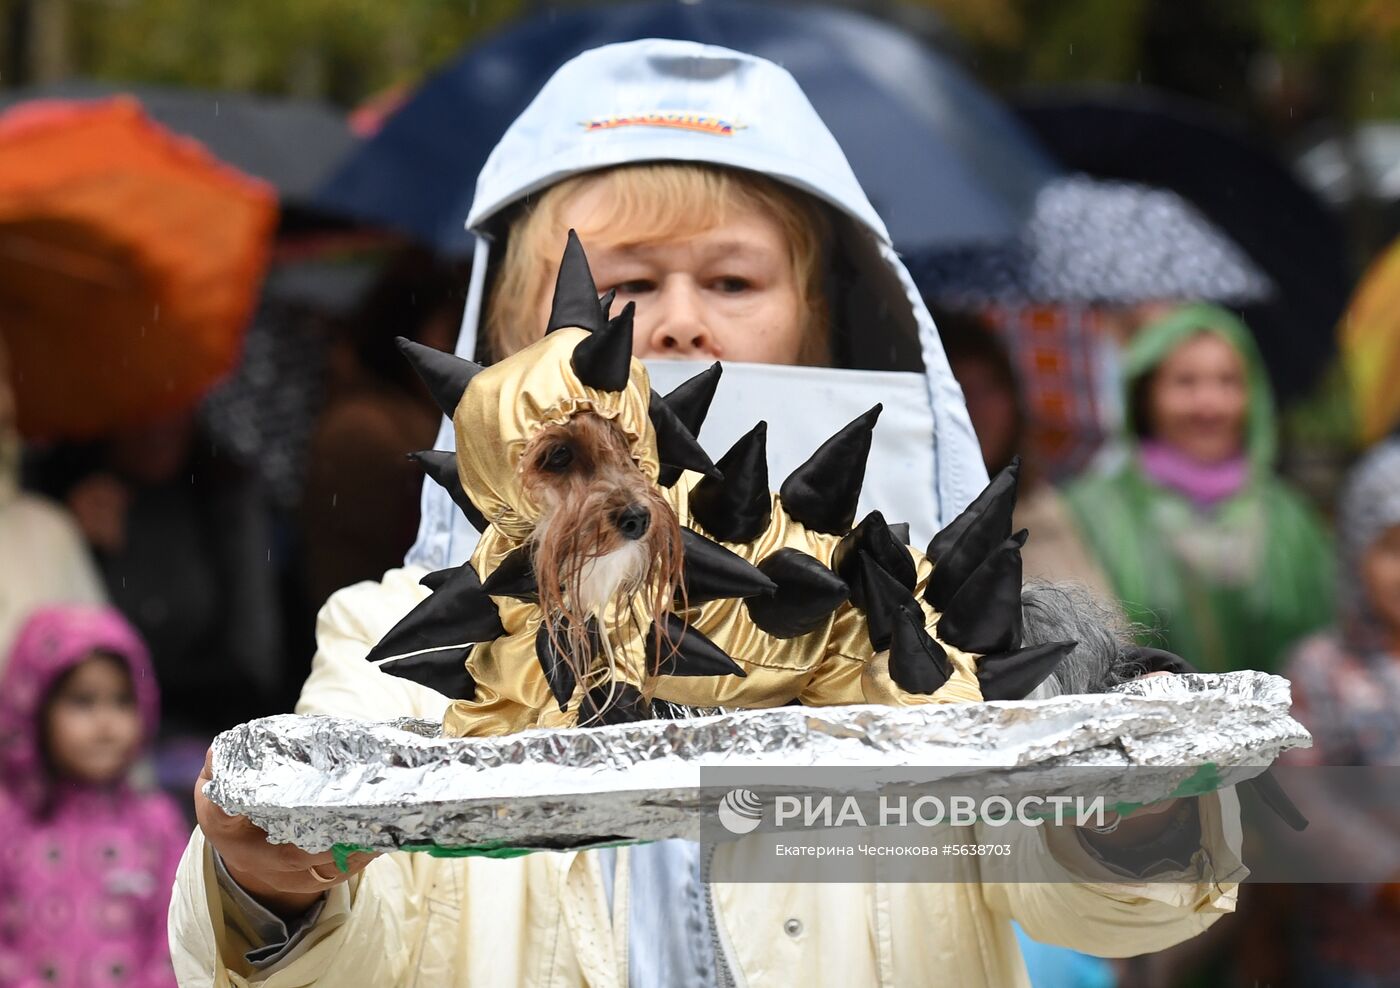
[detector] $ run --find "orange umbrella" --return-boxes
[1340,237,1400,445]
[0,97,277,440]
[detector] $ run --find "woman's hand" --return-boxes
[194,749,378,919]
[1076,671,1189,850]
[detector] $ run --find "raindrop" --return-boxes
[215,101,220,117]
[332,493,338,508]
[1069,43,1073,55]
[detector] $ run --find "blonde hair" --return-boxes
[485,163,830,363]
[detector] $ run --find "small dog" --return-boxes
[518,410,684,722]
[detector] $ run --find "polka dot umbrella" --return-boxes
[912,174,1275,308]
[0,97,277,440]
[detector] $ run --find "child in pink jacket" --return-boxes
[0,604,186,988]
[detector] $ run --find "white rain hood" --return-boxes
[408,39,986,570]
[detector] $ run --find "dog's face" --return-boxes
[519,410,683,702]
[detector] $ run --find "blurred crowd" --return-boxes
[4,4,1400,987]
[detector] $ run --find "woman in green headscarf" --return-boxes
[1065,303,1333,673]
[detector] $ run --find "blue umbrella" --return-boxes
[316,0,1058,255]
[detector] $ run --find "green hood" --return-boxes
[1066,302,1333,674]
[1119,303,1277,470]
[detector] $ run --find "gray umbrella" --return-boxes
[0,81,356,202]
[914,174,1275,307]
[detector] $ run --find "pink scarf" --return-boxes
[1138,440,1249,509]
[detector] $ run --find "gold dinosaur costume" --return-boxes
[368,234,1071,736]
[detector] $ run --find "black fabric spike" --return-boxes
[779,404,882,535]
[481,546,538,601]
[936,532,1026,655]
[578,682,653,726]
[831,511,917,611]
[925,457,1021,565]
[663,362,723,437]
[688,422,770,543]
[408,450,488,533]
[745,548,850,639]
[379,646,477,700]
[929,453,1019,562]
[888,607,952,695]
[598,288,616,321]
[534,619,584,711]
[649,613,747,678]
[419,567,455,592]
[546,230,605,334]
[651,391,721,486]
[889,523,911,546]
[924,461,1022,610]
[858,552,922,652]
[396,337,483,418]
[571,301,634,392]
[365,563,506,664]
[976,641,1075,700]
[1242,770,1309,832]
[680,529,776,605]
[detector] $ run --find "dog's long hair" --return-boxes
[519,411,684,715]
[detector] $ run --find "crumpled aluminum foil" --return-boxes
[206,671,1310,853]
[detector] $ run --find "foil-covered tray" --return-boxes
[206,671,1310,854]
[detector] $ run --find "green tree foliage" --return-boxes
[7,0,1400,127]
[919,0,1400,125]
[27,0,522,104]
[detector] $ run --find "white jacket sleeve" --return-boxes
[978,789,1247,957]
[295,567,453,722]
[170,568,449,987]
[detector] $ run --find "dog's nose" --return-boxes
[614,504,651,541]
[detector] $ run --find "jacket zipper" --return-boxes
[702,843,736,988]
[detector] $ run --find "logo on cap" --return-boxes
[583,111,742,136]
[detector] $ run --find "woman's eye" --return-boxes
[714,277,751,293]
[614,280,656,294]
[542,444,574,472]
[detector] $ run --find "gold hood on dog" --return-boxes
[452,328,660,543]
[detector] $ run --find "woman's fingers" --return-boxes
[196,745,381,897]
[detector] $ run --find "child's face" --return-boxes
[544,182,806,366]
[1362,523,1400,641]
[44,654,143,785]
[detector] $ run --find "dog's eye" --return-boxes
[541,444,574,473]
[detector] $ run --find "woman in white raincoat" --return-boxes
[171,40,1242,988]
